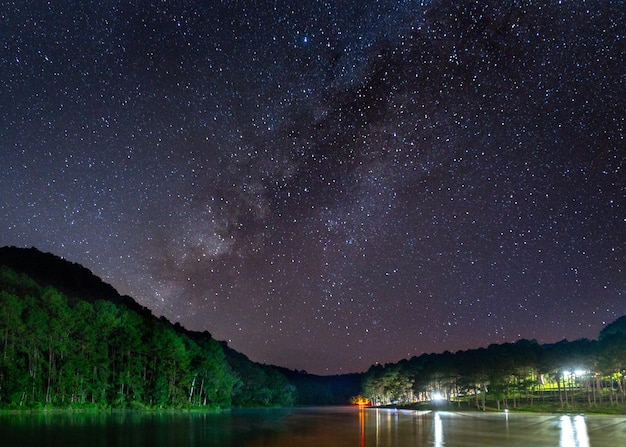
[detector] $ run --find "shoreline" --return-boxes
[368,401,626,416]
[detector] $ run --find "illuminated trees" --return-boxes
[0,258,300,410]
[359,333,625,410]
[361,363,412,405]
[598,317,626,405]
[186,335,236,407]
[0,266,255,409]
[0,287,27,406]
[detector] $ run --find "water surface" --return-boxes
[1,407,625,446]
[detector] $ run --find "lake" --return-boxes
[1,406,625,446]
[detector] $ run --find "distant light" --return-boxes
[351,396,370,407]
[432,392,444,401]
[563,369,586,378]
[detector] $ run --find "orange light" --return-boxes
[351,395,371,406]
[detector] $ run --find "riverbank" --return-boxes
[373,400,626,415]
[0,405,230,415]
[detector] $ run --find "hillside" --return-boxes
[4,246,622,412]
[0,247,302,408]
[0,246,365,408]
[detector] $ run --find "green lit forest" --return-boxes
[0,265,299,409]
[1,247,625,412]
[359,319,626,412]
[0,247,362,409]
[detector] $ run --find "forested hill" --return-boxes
[8,246,622,412]
[0,246,136,309]
[359,318,626,410]
[0,246,307,409]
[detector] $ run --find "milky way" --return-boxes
[1,1,624,374]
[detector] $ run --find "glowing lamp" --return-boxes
[432,392,444,401]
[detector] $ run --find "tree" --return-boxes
[186,335,236,408]
[109,307,148,406]
[146,321,190,407]
[0,290,27,406]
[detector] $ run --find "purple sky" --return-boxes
[1,0,624,374]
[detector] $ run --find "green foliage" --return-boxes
[0,247,302,409]
[5,248,625,411]
[599,316,626,341]
[223,347,297,407]
[0,266,256,409]
[361,334,626,410]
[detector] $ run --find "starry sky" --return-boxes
[1,0,624,374]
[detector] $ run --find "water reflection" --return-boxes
[433,412,443,447]
[1,407,624,447]
[361,408,437,447]
[560,415,589,447]
[362,409,595,447]
[359,407,365,447]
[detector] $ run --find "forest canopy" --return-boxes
[359,319,626,411]
[0,260,297,409]
[0,246,624,411]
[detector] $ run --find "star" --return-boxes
[0,0,624,374]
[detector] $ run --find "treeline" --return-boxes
[276,368,362,406]
[0,264,296,409]
[361,319,626,410]
[0,247,360,409]
[5,246,624,412]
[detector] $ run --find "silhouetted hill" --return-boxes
[0,246,362,406]
[599,315,626,340]
[0,248,241,408]
[0,246,151,315]
[275,367,363,405]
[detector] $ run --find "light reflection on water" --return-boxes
[560,415,589,447]
[434,411,443,447]
[1,407,624,446]
[361,408,619,447]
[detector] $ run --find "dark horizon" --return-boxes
[1,245,622,377]
[1,1,624,375]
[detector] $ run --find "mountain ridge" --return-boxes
[0,246,153,317]
[0,245,363,407]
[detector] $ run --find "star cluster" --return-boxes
[1,0,624,374]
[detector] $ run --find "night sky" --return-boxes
[1,1,624,374]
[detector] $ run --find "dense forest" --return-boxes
[0,247,361,409]
[359,319,626,411]
[1,246,624,412]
